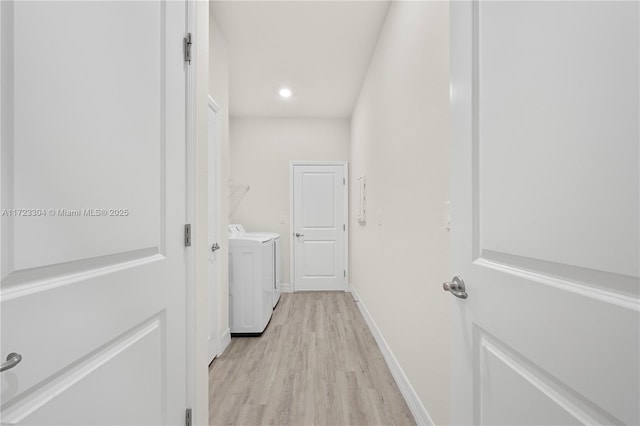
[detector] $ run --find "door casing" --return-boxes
[207,96,221,363]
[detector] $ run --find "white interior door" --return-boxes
[450,1,639,425]
[292,163,347,292]
[1,1,188,424]
[207,97,220,363]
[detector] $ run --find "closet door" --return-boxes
[1,1,189,423]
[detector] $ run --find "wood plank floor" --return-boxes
[209,292,416,426]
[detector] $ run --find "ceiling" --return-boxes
[210,1,391,118]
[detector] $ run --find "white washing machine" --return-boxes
[228,229,274,335]
[229,225,281,308]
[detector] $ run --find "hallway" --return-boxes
[209,292,415,425]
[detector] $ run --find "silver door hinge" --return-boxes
[184,33,192,64]
[343,224,345,231]
[185,224,192,247]
[185,408,192,426]
[344,270,346,277]
[343,178,345,185]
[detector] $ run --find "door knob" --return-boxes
[211,243,220,252]
[0,352,22,372]
[295,233,304,237]
[443,276,468,299]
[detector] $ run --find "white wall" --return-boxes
[350,2,451,424]
[229,118,350,286]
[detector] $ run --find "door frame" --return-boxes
[185,0,197,421]
[207,95,221,361]
[289,161,349,293]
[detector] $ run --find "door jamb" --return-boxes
[185,0,197,420]
[289,161,349,293]
[207,96,221,361]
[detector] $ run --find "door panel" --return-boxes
[477,331,585,426]
[7,317,164,426]
[8,1,163,272]
[293,164,346,291]
[302,173,337,228]
[450,2,639,425]
[478,1,639,282]
[1,1,187,424]
[303,241,336,277]
[475,327,620,426]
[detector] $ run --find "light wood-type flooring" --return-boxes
[209,291,416,426]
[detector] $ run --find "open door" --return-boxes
[450,1,639,424]
[1,1,189,423]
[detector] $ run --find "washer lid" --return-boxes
[228,224,278,241]
[251,231,280,240]
[243,232,276,242]
[228,233,272,243]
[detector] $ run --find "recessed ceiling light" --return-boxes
[279,88,292,98]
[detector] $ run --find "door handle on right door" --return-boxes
[0,352,22,373]
[443,276,468,299]
[295,233,304,238]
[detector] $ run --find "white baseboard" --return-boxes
[279,283,293,293]
[348,283,357,299]
[350,284,434,426]
[218,328,231,356]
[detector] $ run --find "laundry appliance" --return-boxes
[228,224,281,308]
[228,229,274,335]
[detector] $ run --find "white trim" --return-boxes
[289,161,349,293]
[1,251,163,302]
[218,328,231,356]
[208,96,221,113]
[279,282,293,293]
[343,162,349,291]
[350,284,434,426]
[347,283,355,297]
[475,257,639,311]
[207,95,222,367]
[185,0,197,420]
[289,165,294,291]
